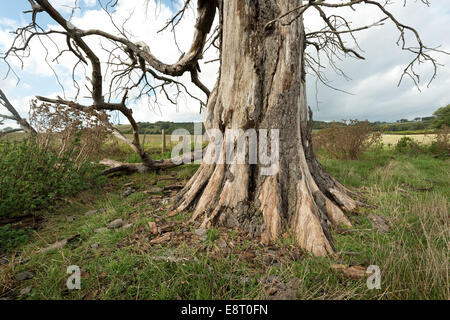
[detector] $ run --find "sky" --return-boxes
[0,0,449,129]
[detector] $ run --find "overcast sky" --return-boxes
[0,0,449,128]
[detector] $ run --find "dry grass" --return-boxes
[382,134,436,145]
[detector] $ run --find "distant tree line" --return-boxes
[116,105,449,135]
[118,121,206,135]
[372,104,449,132]
[117,120,338,135]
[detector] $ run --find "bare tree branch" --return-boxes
[0,89,36,135]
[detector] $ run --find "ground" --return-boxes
[0,138,448,300]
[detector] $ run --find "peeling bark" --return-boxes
[172,0,359,256]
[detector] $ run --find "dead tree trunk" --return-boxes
[8,0,442,256]
[172,0,359,256]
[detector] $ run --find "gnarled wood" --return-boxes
[172,0,358,256]
[99,149,204,175]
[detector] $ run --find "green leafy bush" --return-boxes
[395,136,423,154]
[0,224,31,253]
[432,104,450,129]
[0,139,104,218]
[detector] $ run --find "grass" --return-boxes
[381,134,436,145]
[0,141,448,300]
[320,151,449,299]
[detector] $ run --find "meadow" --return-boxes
[0,132,448,300]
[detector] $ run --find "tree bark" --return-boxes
[172,0,359,256]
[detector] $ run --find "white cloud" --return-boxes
[83,0,97,7]
[0,17,18,28]
[304,0,450,121]
[0,0,448,126]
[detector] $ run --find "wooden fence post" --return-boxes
[162,129,167,153]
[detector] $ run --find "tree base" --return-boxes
[170,160,359,256]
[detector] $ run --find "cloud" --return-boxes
[0,17,17,28]
[0,0,448,127]
[304,0,450,121]
[83,0,97,7]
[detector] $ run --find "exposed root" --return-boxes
[292,178,335,256]
[258,176,282,244]
[171,163,216,214]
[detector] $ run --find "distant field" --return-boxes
[381,134,436,145]
[125,134,438,149]
[1,131,439,148]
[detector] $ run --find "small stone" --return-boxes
[271,288,296,300]
[368,214,390,233]
[15,271,34,282]
[94,227,107,233]
[194,228,207,237]
[84,210,98,217]
[217,239,227,249]
[107,219,124,229]
[20,286,32,296]
[260,275,282,285]
[90,243,100,249]
[122,187,135,198]
[149,187,163,194]
[66,216,74,222]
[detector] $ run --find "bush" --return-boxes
[429,125,450,156]
[0,138,104,218]
[0,224,31,252]
[313,120,382,160]
[395,136,423,154]
[432,104,450,129]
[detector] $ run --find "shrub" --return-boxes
[0,224,31,253]
[395,136,423,154]
[429,125,450,156]
[0,138,104,218]
[313,120,382,160]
